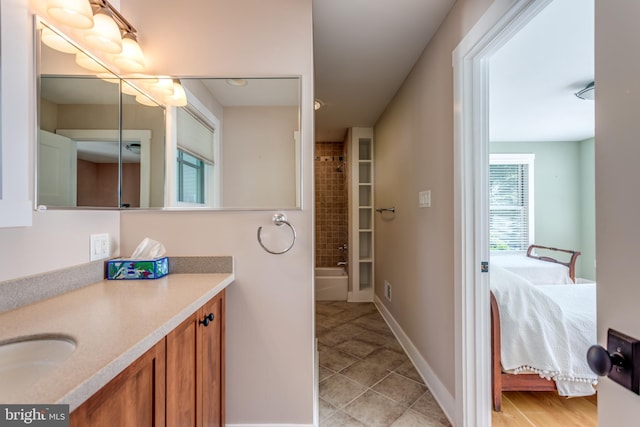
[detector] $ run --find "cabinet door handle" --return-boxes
[199,313,215,327]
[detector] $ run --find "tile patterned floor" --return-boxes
[317,301,451,427]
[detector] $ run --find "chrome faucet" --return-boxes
[337,261,347,266]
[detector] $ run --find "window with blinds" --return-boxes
[489,154,535,251]
[177,150,205,204]
[175,106,216,205]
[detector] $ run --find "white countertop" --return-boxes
[0,273,234,410]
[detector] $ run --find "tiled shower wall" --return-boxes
[315,141,348,268]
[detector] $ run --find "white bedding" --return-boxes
[490,265,597,396]
[491,251,573,284]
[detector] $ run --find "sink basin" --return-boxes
[0,335,76,400]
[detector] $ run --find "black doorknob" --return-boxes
[587,345,626,376]
[199,313,214,327]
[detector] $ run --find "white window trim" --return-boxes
[489,153,535,250]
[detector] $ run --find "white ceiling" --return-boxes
[312,0,456,142]
[312,0,594,143]
[490,0,594,142]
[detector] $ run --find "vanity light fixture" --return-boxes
[147,77,175,97]
[96,73,120,83]
[226,78,248,87]
[135,93,160,107]
[41,26,80,54]
[46,0,94,30]
[83,7,122,54]
[75,51,108,72]
[165,80,188,107]
[40,0,189,108]
[121,79,142,96]
[113,32,145,73]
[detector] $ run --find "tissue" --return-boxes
[130,238,167,259]
[106,238,169,280]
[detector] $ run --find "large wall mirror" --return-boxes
[36,21,301,210]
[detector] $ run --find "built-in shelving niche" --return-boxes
[348,128,374,302]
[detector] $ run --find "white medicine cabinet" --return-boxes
[0,0,33,228]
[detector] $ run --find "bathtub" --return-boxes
[315,267,348,301]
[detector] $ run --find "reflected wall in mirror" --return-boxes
[167,78,301,209]
[36,21,301,210]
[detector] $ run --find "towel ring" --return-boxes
[257,213,297,255]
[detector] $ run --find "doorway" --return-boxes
[453,0,595,425]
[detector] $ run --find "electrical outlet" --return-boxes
[384,280,392,301]
[90,233,110,261]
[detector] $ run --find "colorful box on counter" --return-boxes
[106,257,169,280]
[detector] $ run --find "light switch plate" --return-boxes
[90,233,110,261]
[419,190,431,208]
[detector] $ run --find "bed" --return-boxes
[490,245,597,412]
[491,244,581,284]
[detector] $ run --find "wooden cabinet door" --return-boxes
[166,311,199,427]
[166,289,225,427]
[202,290,224,427]
[70,340,166,427]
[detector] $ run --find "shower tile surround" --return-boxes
[315,141,348,268]
[317,301,451,427]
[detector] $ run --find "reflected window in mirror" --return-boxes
[170,105,219,208]
[177,150,205,204]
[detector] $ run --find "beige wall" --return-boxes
[594,1,640,424]
[374,0,493,397]
[0,210,120,282]
[120,0,314,424]
[56,104,166,208]
[222,106,298,208]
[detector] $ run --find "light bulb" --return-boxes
[47,0,94,30]
[75,51,108,72]
[135,93,160,107]
[41,27,79,54]
[84,10,122,54]
[165,80,188,106]
[113,34,145,73]
[121,80,142,96]
[226,78,248,87]
[97,73,120,84]
[142,77,173,99]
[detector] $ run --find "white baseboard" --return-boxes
[374,296,455,424]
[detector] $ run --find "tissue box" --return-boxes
[106,257,169,280]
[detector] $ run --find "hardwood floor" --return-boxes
[492,392,597,427]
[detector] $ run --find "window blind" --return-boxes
[177,108,215,164]
[489,163,530,251]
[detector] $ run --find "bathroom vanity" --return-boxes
[0,266,233,427]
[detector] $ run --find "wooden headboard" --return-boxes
[526,244,581,282]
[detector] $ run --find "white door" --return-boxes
[594,2,640,424]
[38,130,77,207]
